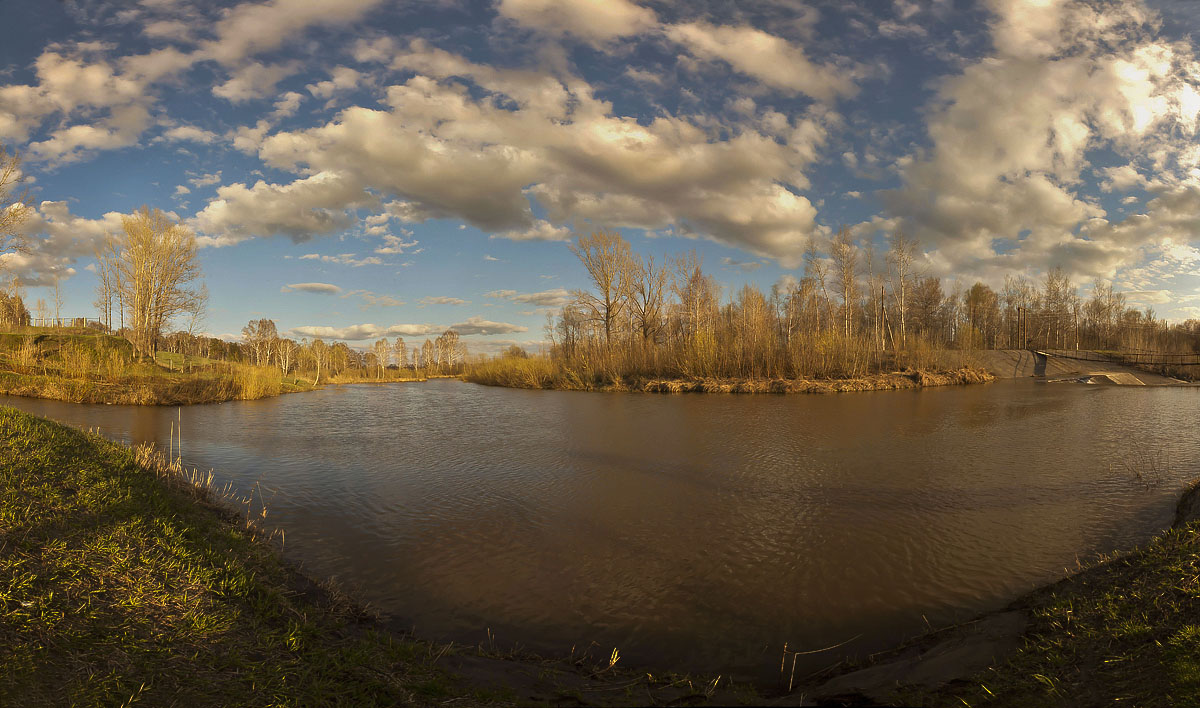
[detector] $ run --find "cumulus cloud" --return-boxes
[281,282,342,294]
[494,220,572,242]
[449,316,528,335]
[878,0,1200,286]
[344,290,404,308]
[665,22,860,101]
[296,252,383,267]
[496,0,657,44]
[213,61,300,102]
[419,296,469,306]
[191,171,376,246]
[192,41,832,265]
[486,288,572,307]
[159,124,220,143]
[306,66,362,99]
[290,315,525,340]
[6,201,128,285]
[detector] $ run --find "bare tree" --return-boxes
[373,337,390,377]
[52,274,64,324]
[93,245,115,330]
[569,230,634,348]
[0,145,30,259]
[393,337,407,374]
[241,319,278,366]
[277,338,298,375]
[830,227,859,338]
[100,207,204,358]
[628,253,670,345]
[887,231,916,347]
[438,329,461,370]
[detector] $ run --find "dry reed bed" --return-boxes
[466,358,995,394]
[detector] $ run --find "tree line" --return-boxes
[548,230,1200,381]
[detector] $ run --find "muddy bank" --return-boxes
[604,367,994,394]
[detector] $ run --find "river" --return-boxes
[4,379,1197,679]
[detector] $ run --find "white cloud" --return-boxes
[271,91,305,118]
[419,296,469,306]
[486,288,572,307]
[281,282,342,294]
[494,220,571,242]
[191,171,376,246]
[877,0,1200,285]
[496,0,657,44]
[290,315,525,340]
[6,201,128,286]
[296,252,383,267]
[193,44,832,265]
[343,290,404,308]
[213,61,299,102]
[306,66,362,99]
[159,124,220,143]
[189,172,222,188]
[449,316,528,335]
[665,22,860,101]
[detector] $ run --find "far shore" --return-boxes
[464,362,997,393]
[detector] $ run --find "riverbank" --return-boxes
[0,367,317,405]
[465,356,995,393]
[0,407,759,706]
[0,331,319,405]
[803,478,1200,706]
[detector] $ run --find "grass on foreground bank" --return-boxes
[0,407,462,706]
[899,508,1200,707]
[0,329,314,404]
[0,408,762,707]
[465,354,994,393]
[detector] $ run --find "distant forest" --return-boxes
[541,230,1200,381]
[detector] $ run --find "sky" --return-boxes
[2,0,1200,353]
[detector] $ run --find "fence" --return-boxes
[31,317,106,330]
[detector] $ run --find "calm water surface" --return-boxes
[5,379,1198,678]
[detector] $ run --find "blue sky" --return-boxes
[3,0,1200,352]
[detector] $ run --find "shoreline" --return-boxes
[465,366,996,394]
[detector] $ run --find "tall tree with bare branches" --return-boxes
[569,230,634,348]
[887,231,916,347]
[0,145,30,259]
[96,206,204,358]
[830,227,859,338]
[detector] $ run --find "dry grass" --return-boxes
[466,355,994,394]
[0,333,317,405]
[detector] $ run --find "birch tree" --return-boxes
[97,207,203,358]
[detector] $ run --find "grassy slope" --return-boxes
[0,407,464,707]
[904,521,1200,707]
[0,330,315,405]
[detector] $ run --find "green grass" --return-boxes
[909,521,1200,707]
[0,406,472,707]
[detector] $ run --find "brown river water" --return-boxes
[4,378,1198,679]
